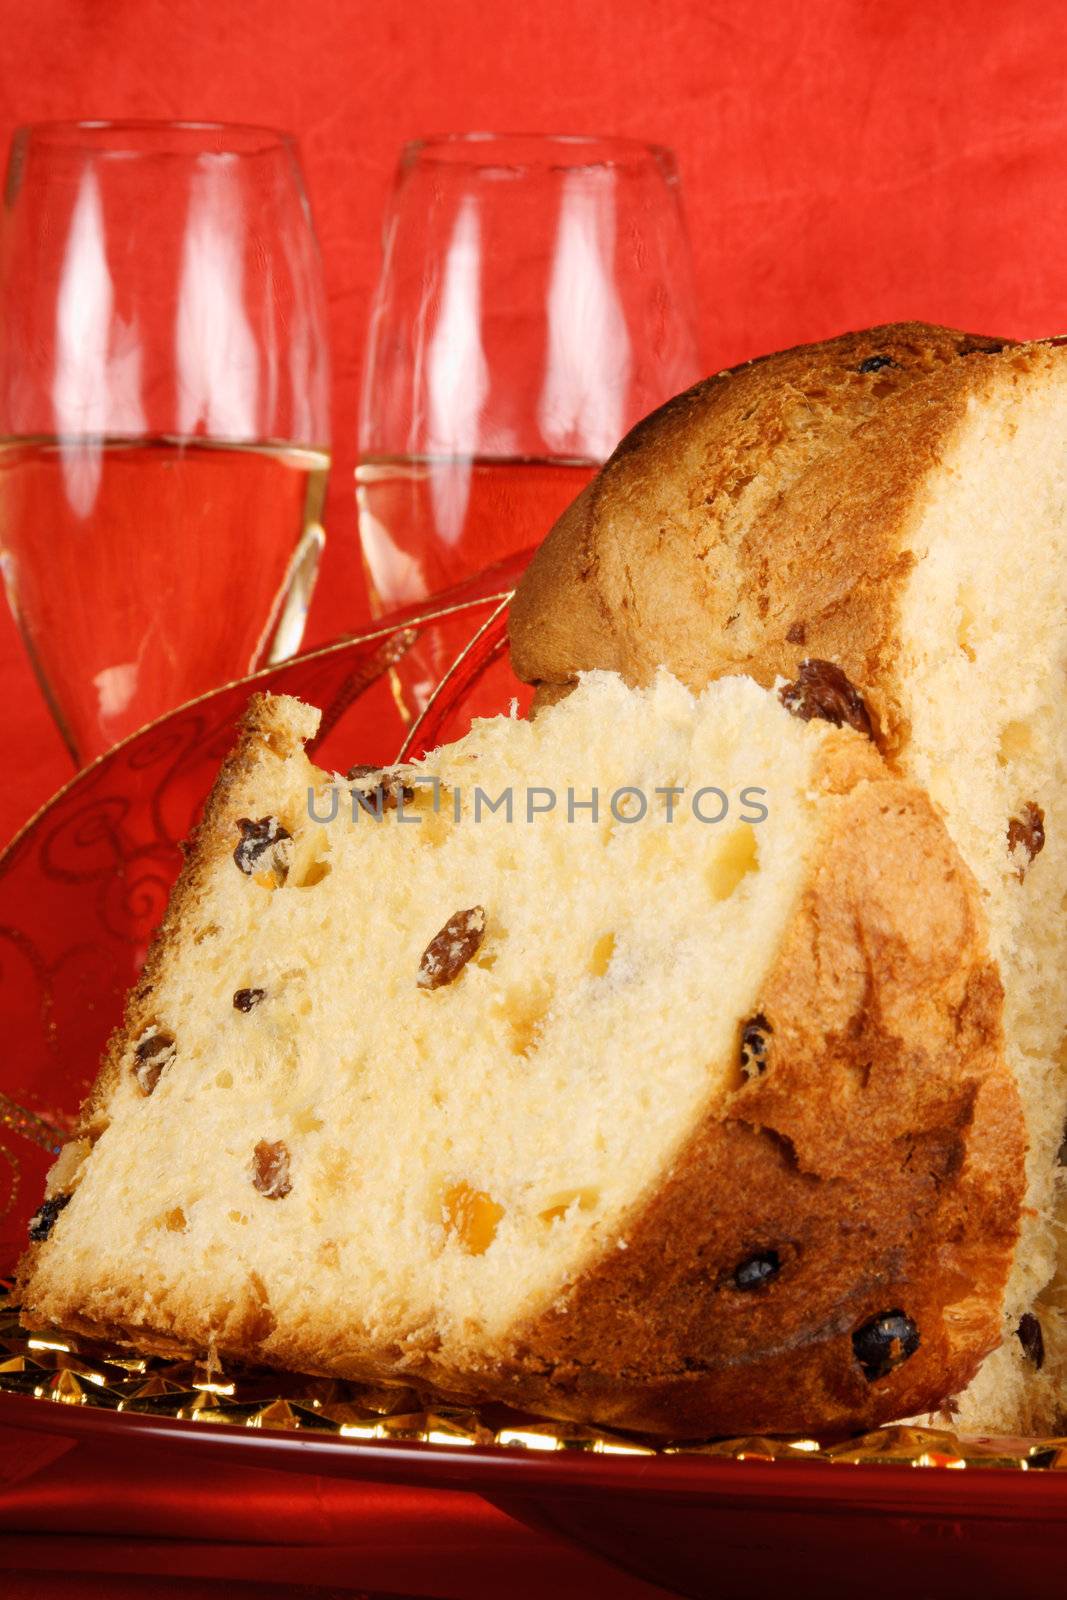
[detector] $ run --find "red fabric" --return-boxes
[2,0,1067,841]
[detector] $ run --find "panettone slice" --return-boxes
[18,675,1024,1437]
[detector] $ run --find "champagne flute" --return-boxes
[0,121,331,763]
[357,133,701,715]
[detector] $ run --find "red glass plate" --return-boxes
[1,564,1065,1599]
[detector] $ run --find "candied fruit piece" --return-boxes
[539,1187,599,1224]
[493,981,552,1055]
[588,932,616,978]
[441,1181,504,1255]
[997,720,1034,766]
[708,826,758,902]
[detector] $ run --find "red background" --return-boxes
[2,0,1066,843]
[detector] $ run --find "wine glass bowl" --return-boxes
[357,132,701,713]
[0,121,331,763]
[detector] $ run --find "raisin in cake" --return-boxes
[18,675,1024,1437]
[509,322,1067,1432]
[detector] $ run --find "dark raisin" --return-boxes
[779,659,874,738]
[233,816,291,877]
[852,1310,920,1381]
[734,1249,780,1290]
[1007,802,1045,879]
[785,621,806,645]
[233,987,265,1012]
[132,1028,176,1095]
[740,1014,772,1078]
[858,354,896,374]
[418,906,486,989]
[1016,1311,1045,1370]
[347,764,415,812]
[28,1192,71,1242]
[252,1139,292,1199]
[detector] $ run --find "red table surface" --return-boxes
[0,1428,671,1599]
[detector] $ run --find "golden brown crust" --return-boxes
[20,717,1026,1438]
[508,322,1046,757]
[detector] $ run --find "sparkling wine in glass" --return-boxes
[356,133,701,715]
[0,121,331,763]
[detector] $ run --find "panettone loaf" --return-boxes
[18,677,1024,1438]
[509,322,1067,1431]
